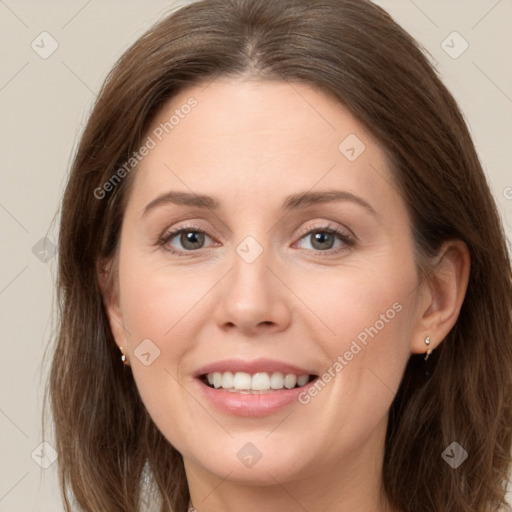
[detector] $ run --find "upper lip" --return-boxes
[194,358,317,377]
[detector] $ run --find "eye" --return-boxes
[295,224,354,254]
[158,223,354,256]
[159,226,214,253]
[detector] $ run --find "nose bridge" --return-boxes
[229,232,273,306]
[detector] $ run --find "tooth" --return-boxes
[212,372,222,388]
[206,370,311,391]
[297,374,309,386]
[233,372,252,390]
[284,374,297,389]
[252,372,271,391]
[270,372,285,389]
[221,371,234,389]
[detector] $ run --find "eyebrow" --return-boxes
[142,190,377,217]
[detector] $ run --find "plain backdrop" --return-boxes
[0,1,511,510]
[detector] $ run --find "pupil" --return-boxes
[182,231,204,249]
[313,232,333,250]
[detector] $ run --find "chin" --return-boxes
[182,432,317,486]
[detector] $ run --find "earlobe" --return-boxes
[119,346,130,366]
[411,239,470,355]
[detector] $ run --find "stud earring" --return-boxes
[424,336,433,361]
[119,346,129,366]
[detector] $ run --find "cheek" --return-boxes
[305,256,417,356]
[295,260,417,438]
[119,251,212,344]
[116,250,234,445]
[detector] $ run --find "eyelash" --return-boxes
[158,222,355,256]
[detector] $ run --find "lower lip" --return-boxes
[194,377,317,416]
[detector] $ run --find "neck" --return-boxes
[188,478,394,512]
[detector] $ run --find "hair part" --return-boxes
[48,1,512,511]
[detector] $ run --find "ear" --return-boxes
[410,239,470,355]
[98,256,130,363]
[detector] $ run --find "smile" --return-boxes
[193,359,320,416]
[201,371,316,393]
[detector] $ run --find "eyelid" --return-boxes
[292,222,354,254]
[159,222,214,250]
[294,221,355,242]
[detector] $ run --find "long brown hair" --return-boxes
[47,0,512,510]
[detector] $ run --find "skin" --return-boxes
[104,78,470,512]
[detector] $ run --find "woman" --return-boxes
[48,0,512,511]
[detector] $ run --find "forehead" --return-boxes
[128,78,399,220]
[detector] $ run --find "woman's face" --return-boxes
[107,78,428,488]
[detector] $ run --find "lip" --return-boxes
[193,358,316,378]
[193,358,319,417]
[193,376,318,416]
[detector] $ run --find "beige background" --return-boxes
[0,0,511,509]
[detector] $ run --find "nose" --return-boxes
[212,242,292,336]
